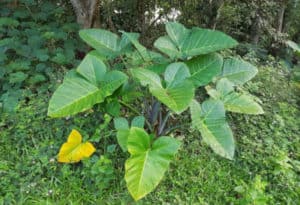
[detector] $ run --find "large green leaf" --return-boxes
[164,62,190,87]
[155,22,238,59]
[223,92,264,114]
[181,28,238,57]
[186,53,223,87]
[286,40,300,55]
[221,58,258,85]
[190,99,235,159]
[131,67,194,114]
[79,29,120,58]
[120,31,151,62]
[150,80,194,113]
[125,127,181,201]
[165,22,189,49]
[76,51,107,85]
[215,78,234,96]
[131,68,162,88]
[48,59,128,117]
[207,78,264,115]
[154,36,181,59]
[48,73,105,117]
[119,32,135,52]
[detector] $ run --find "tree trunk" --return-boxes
[7,0,18,8]
[251,13,261,45]
[137,0,146,34]
[277,4,286,33]
[70,0,101,29]
[212,0,224,30]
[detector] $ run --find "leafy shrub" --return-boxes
[0,1,83,113]
[48,22,264,200]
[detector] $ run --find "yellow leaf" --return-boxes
[58,129,96,163]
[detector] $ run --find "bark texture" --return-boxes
[70,0,101,28]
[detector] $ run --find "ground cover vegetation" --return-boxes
[0,0,299,204]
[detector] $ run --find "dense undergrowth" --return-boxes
[1,1,299,204]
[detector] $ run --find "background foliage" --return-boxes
[0,0,299,204]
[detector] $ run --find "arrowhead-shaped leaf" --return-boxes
[186,53,223,87]
[190,99,235,159]
[79,29,120,58]
[131,66,194,114]
[48,55,128,117]
[125,127,181,201]
[154,36,181,59]
[58,129,96,163]
[76,51,107,85]
[182,28,238,57]
[155,23,238,60]
[150,80,194,114]
[215,78,234,96]
[165,22,189,49]
[120,31,151,62]
[131,68,162,88]
[221,58,258,85]
[207,78,264,115]
[164,62,190,87]
[223,92,264,114]
[48,73,105,117]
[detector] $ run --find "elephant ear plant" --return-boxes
[48,22,263,201]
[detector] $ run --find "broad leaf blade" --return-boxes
[125,127,181,201]
[76,51,107,85]
[121,31,151,62]
[224,92,264,115]
[190,99,235,159]
[182,28,238,57]
[286,40,300,55]
[48,73,105,117]
[132,68,194,113]
[164,62,190,87]
[101,70,128,87]
[48,71,127,118]
[151,80,195,114]
[154,36,181,59]
[222,58,258,85]
[186,53,223,87]
[165,22,189,49]
[131,68,162,88]
[216,78,234,96]
[58,129,96,163]
[79,29,120,58]
[209,78,264,115]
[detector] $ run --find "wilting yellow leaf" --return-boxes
[58,129,96,163]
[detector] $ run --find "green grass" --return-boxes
[1,61,299,204]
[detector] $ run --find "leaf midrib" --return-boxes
[137,149,150,197]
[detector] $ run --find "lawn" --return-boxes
[1,62,299,204]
